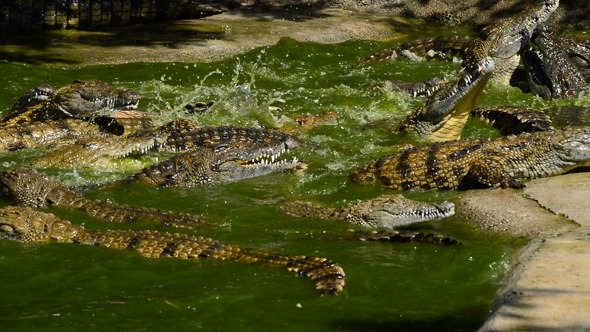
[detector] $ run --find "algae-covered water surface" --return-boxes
[1,33,583,331]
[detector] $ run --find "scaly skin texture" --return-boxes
[0,205,345,295]
[394,53,495,142]
[350,127,590,190]
[522,24,590,99]
[0,0,231,30]
[0,80,141,127]
[393,0,559,142]
[471,106,553,135]
[366,0,559,87]
[130,127,305,187]
[30,131,167,170]
[0,168,207,230]
[280,194,455,228]
[0,119,109,151]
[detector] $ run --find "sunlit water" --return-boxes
[0,35,587,331]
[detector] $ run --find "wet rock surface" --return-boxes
[461,173,590,331]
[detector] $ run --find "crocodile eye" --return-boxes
[213,145,230,153]
[0,224,16,234]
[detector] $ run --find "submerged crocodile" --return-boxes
[350,127,590,190]
[281,194,455,228]
[1,80,141,127]
[0,0,232,30]
[392,0,559,142]
[0,167,208,230]
[0,205,345,295]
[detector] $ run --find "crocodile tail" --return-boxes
[239,249,346,295]
[350,230,460,246]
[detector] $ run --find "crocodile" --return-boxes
[0,167,208,230]
[350,127,590,190]
[0,0,233,30]
[0,118,110,152]
[0,205,345,295]
[470,106,553,135]
[128,134,305,187]
[1,80,142,128]
[29,121,306,181]
[522,24,590,99]
[280,194,455,228]
[392,0,560,142]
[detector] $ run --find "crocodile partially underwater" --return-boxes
[0,79,141,127]
[0,171,459,295]
[0,167,208,230]
[0,0,233,30]
[350,127,590,190]
[0,205,346,295]
[366,0,590,102]
[0,80,150,152]
[127,129,305,187]
[27,120,307,186]
[281,194,455,228]
[390,0,560,142]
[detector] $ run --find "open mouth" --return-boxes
[236,156,301,167]
[120,100,140,110]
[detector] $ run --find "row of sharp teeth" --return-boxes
[116,142,157,158]
[247,155,299,166]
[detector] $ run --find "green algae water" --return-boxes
[1,34,585,331]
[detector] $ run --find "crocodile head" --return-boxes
[551,127,590,169]
[523,24,590,99]
[352,195,456,228]
[51,79,141,118]
[209,133,305,183]
[133,128,306,186]
[10,84,55,112]
[396,52,495,141]
[0,206,81,243]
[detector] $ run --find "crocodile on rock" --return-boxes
[0,205,345,295]
[280,194,455,228]
[0,0,233,30]
[350,127,590,190]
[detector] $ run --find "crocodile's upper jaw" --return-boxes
[52,80,141,119]
[363,200,455,228]
[213,137,306,182]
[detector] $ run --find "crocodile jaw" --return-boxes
[361,200,455,228]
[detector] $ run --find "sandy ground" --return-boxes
[466,173,590,331]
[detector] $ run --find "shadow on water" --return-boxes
[0,21,226,64]
[335,311,487,332]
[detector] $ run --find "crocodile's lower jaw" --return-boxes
[427,72,491,142]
